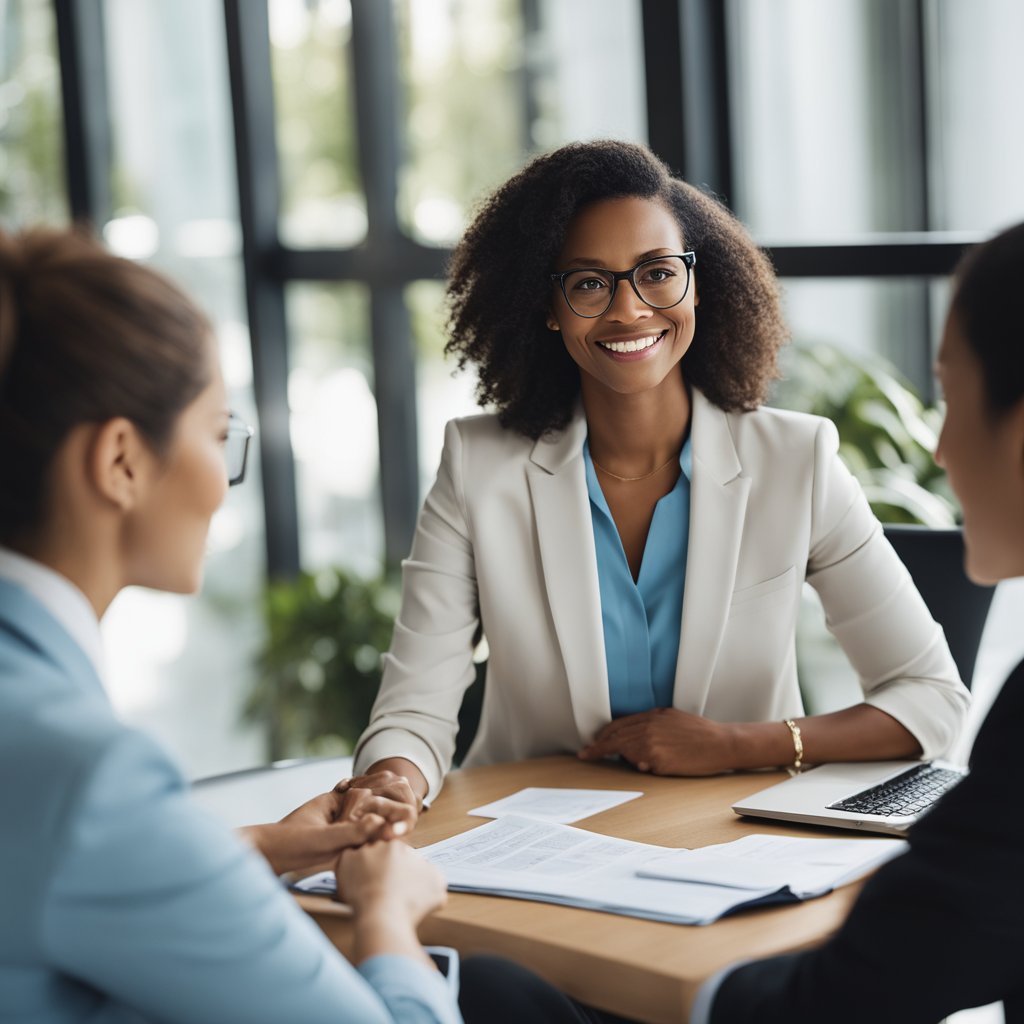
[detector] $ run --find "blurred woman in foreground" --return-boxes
[0,227,458,1023]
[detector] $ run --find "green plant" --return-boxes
[772,343,958,526]
[246,568,401,761]
[249,564,488,765]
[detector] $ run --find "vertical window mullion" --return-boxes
[54,0,112,226]
[640,0,686,174]
[224,0,300,579]
[350,0,419,569]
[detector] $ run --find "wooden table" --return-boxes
[298,756,872,1023]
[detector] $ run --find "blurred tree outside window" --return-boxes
[269,0,365,248]
[0,0,66,227]
[397,0,525,246]
[395,0,647,247]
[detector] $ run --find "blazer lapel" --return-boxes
[526,407,611,742]
[673,390,751,713]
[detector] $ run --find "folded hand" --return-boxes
[578,707,736,776]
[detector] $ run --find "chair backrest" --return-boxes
[882,524,995,690]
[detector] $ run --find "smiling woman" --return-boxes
[346,140,969,814]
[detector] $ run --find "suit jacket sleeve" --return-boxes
[40,728,461,1024]
[353,418,480,800]
[711,664,1024,1024]
[805,418,968,758]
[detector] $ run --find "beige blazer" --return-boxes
[354,389,969,800]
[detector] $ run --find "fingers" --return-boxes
[579,721,646,760]
[335,771,422,812]
[347,795,417,834]
[338,812,388,844]
[278,789,347,826]
[309,789,348,823]
[336,786,374,821]
[334,776,421,834]
[578,738,617,760]
[304,812,389,857]
[590,711,654,744]
[249,812,389,876]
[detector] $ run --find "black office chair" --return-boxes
[883,524,995,690]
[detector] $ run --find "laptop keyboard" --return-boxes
[827,764,964,817]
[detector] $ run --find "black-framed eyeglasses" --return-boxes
[550,251,697,319]
[225,411,254,487]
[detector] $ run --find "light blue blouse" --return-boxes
[583,438,693,717]
[0,575,460,1024]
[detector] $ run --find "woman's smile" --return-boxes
[595,329,668,360]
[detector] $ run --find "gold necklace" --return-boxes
[591,451,679,482]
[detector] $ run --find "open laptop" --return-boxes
[732,760,967,836]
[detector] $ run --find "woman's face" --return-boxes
[550,196,697,400]
[123,339,230,594]
[935,310,1024,585]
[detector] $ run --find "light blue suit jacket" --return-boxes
[0,580,460,1024]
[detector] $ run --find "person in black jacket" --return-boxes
[701,221,1024,1023]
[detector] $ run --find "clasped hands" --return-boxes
[241,770,446,961]
[240,769,424,877]
[578,707,737,775]
[245,710,737,880]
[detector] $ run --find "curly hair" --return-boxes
[446,140,788,439]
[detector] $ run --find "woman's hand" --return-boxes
[334,768,423,827]
[578,708,738,776]
[338,840,447,924]
[579,704,923,776]
[338,840,448,968]
[239,784,411,876]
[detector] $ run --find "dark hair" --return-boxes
[445,140,787,439]
[0,226,212,544]
[952,221,1024,417]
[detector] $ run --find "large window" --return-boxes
[7,1,1024,819]
[728,0,1024,404]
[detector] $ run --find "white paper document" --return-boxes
[636,833,907,896]
[418,816,760,925]
[467,787,643,824]
[419,816,906,925]
[293,817,907,926]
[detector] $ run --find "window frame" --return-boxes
[52,0,982,580]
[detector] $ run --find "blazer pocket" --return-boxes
[729,566,796,609]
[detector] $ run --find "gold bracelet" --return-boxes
[783,719,804,775]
